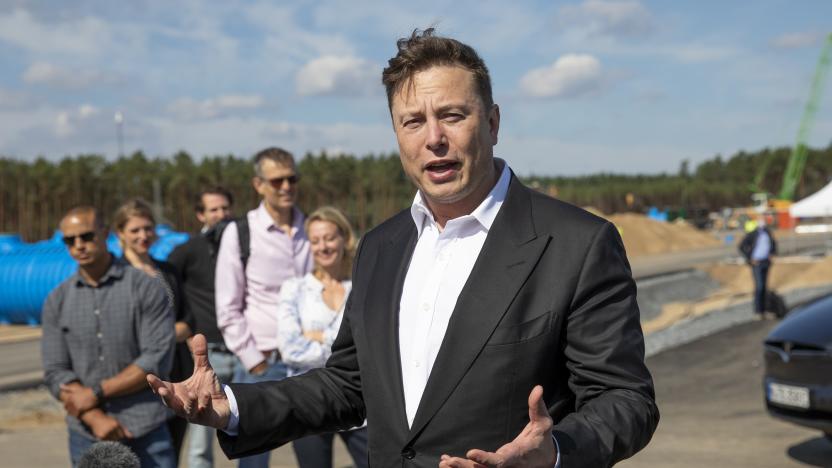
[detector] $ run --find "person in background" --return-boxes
[167,187,235,468]
[214,147,313,468]
[275,206,368,468]
[739,215,778,319]
[113,198,193,465]
[43,206,175,467]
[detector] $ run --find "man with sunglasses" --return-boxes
[214,147,313,468]
[41,206,176,467]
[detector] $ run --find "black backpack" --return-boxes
[765,291,788,319]
[206,216,250,269]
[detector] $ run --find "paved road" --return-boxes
[630,231,830,279]
[620,319,832,467]
[0,337,43,390]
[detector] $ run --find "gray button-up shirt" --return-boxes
[41,257,175,439]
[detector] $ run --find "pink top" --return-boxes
[215,203,313,370]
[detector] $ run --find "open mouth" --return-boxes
[425,160,461,181]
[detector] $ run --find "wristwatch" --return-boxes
[92,382,105,402]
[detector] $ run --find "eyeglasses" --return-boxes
[263,175,300,189]
[62,231,96,246]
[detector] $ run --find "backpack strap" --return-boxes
[236,215,250,269]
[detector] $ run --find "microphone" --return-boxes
[77,441,140,468]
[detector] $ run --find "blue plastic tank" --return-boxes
[0,226,189,325]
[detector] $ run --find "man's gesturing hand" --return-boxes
[439,385,557,468]
[146,334,230,429]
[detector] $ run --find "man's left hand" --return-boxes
[60,383,98,417]
[439,385,556,468]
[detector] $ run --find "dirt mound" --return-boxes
[606,213,720,258]
[643,257,832,335]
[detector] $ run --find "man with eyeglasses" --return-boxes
[214,147,313,468]
[41,206,176,467]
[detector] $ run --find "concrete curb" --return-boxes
[0,328,41,345]
[0,371,43,392]
[644,284,832,357]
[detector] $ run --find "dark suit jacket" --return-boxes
[738,227,777,263]
[219,175,659,467]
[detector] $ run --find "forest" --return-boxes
[2,143,832,241]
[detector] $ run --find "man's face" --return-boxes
[253,160,298,213]
[59,213,108,267]
[197,193,232,228]
[390,65,499,210]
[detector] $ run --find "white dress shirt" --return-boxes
[399,162,510,427]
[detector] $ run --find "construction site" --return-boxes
[0,4,830,468]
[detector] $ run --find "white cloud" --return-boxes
[22,62,122,89]
[0,88,32,110]
[558,0,653,39]
[166,94,265,121]
[296,56,380,96]
[52,104,103,137]
[55,111,73,137]
[771,31,826,49]
[0,8,111,55]
[78,104,99,119]
[520,54,603,98]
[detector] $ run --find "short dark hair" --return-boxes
[62,205,107,230]
[253,147,296,178]
[194,186,233,213]
[382,28,493,111]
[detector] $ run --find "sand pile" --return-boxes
[642,257,832,335]
[605,213,720,258]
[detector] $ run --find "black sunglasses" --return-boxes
[263,174,300,189]
[62,231,97,246]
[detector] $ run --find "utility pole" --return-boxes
[114,111,124,158]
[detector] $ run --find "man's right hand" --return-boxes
[147,334,230,429]
[83,410,132,441]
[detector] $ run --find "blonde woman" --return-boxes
[275,206,367,468]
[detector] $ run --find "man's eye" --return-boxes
[443,113,463,122]
[403,119,422,128]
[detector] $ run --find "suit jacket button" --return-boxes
[401,447,416,459]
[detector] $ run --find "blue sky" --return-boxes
[0,0,830,175]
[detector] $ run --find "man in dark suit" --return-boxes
[149,29,658,468]
[738,217,778,318]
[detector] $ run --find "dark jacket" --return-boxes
[218,175,659,468]
[739,227,777,263]
[167,231,225,345]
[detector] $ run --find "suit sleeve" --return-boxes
[217,238,367,459]
[553,221,659,467]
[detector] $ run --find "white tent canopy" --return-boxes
[791,179,832,218]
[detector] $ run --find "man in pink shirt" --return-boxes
[214,147,313,468]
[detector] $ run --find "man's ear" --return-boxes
[252,176,264,195]
[489,104,500,145]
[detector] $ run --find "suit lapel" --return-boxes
[363,213,417,432]
[407,178,550,439]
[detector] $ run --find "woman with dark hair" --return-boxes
[275,206,368,468]
[113,198,193,466]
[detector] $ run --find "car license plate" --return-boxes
[768,382,810,409]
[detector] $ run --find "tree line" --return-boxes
[2,144,831,242]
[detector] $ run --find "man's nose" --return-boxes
[425,119,446,151]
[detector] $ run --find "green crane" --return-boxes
[778,32,832,201]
